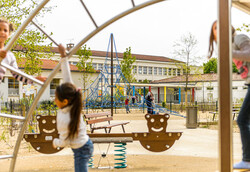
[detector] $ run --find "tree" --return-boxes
[76,45,95,107]
[203,57,238,74]
[172,32,198,106]
[237,23,250,33]
[0,0,54,76]
[120,47,136,83]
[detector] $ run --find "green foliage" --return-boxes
[162,101,166,108]
[0,0,54,76]
[39,100,57,115]
[76,45,95,90]
[203,57,238,73]
[236,23,250,33]
[121,47,136,83]
[141,79,150,83]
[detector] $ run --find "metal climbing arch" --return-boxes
[0,0,164,171]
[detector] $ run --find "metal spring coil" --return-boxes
[88,155,94,168]
[114,143,127,168]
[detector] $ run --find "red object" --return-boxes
[233,59,248,79]
[149,86,151,92]
[125,98,129,105]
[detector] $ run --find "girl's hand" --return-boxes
[35,76,47,82]
[0,50,7,59]
[58,44,67,58]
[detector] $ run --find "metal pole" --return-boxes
[111,34,114,117]
[218,0,233,171]
[143,87,145,113]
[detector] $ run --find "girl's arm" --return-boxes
[233,43,250,61]
[58,44,73,84]
[233,34,250,61]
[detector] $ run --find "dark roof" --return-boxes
[17,58,99,73]
[152,73,243,83]
[13,45,183,63]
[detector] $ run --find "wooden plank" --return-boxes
[218,0,233,171]
[84,113,110,118]
[86,117,113,124]
[105,122,130,128]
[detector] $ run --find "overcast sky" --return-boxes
[37,0,249,65]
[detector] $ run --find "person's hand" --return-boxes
[0,50,7,59]
[58,44,67,58]
[35,76,47,82]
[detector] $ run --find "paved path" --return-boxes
[55,118,242,161]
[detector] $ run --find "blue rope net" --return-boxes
[83,34,185,117]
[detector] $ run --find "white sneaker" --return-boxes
[234,161,250,169]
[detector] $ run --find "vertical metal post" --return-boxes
[111,34,114,117]
[218,0,233,171]
[143,87,146,113]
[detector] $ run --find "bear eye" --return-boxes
[42,120,46,124]
[160,118,164,122]
[150,118,155,123]
[52,119,56,124]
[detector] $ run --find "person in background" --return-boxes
[125,96,130,113]
[146,91,154,114]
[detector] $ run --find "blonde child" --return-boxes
[0,18,45,83]
[53,44,93,172]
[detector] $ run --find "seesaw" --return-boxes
[24,113,182,153]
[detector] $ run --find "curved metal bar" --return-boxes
[9,58,65,172]
[67,0,165,58]
[5,0,50,52]
[9,0,165,171]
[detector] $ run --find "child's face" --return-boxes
[212,22,217,43]
[54,93,68,109]
[0,22,10,43]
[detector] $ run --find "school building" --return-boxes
[1,45,224,104]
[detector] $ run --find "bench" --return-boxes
[84,112,129,133]
[209,108,240,121]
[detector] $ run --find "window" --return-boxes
[50,79,60,95]
[232,86,238,90]
[177,69,181,76]
[143,67,147,74]
[92,63,97,70]
[173,69,176,76]
[243,86,248,89]
[183,69,186,75]
[207,87,214,90]
[154,67,157,75]
[133,66,137,74]
[163,68,167,75]
[158,68,162,75]
[138,66,142,74]
[168,68,172,76]
[148,67,152,75]
[98,64,103,70]
[8,78,19,95]
[196,87,202,90]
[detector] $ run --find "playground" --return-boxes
[0,111,242,171]
[0,0,248,172]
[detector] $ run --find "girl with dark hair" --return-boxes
[53,44,93,172]
[208,20,250,169]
